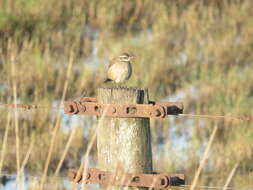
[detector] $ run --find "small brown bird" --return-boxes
[104,52,134,83]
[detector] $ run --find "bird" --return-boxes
[104,52,135,83]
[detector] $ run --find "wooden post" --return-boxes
[97,87,153,190]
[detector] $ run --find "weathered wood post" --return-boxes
[97,87,153,190]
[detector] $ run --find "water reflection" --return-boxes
[0,174,99,190]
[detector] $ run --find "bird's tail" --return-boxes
[104,78,112,83]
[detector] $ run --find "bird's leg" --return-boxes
[121,81,128,88]
[115,83,120,89]
[120,83,124,89]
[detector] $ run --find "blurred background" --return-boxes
[0,0,253,189]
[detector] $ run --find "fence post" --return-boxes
[97,87,153,190]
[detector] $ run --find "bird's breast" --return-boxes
[108,62,132,83]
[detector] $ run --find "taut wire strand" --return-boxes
[0,103,253,121]
[178,114,253,121]
[179,184,252,190]
[0,103,63,110]
[0,173,252,190]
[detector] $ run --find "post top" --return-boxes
[98,86,147,91]
[97,86,149,104]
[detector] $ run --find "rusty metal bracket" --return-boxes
[68,168,185,189]
[64,97,183,119]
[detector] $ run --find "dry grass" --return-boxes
[0,111,11,173]
[0,0,253,189]
[39,50,74,190]
[190,125,218,190]
[222,161,240,190]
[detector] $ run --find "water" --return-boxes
[0,174,99,190]
[0,87,200,189]
[0,175,33,190]
[0,26,205,189]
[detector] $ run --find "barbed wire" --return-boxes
[0,103,251,121]
[0,173,67,180]
[0,173,252,190]
[178,114,253,121]
[0,103,251,190]
[0,102,253,121]
[0,103,63,110]
[178,184,252,190]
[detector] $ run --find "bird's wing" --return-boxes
[108,58,118,69]
[108,62,113,69]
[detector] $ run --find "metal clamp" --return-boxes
[64,97,183,119]
[69,168,185,188]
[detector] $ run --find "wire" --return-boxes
[0,103,63,110]
[0,173,67,180]
[179,114,226,119]
[178,114,253,121]
[1,102,253,121]
[1,173,252,190]
[178,184,252,190]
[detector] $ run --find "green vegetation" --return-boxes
[0,0,253,189]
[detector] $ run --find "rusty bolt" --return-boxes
[68,169,76,180]
[65,105,76,114]
[111,107,116,114]
[157,175,170,188]
[154,109,161,117]
[83,172,91,181]
[82,105,86,112]
[67,105,74,113]
[98,173,107,181]
[79,102,86,112]
[94,105,101,112]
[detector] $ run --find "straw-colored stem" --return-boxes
[10,46,21,187]
[54,127,77,177]
[78,105,109,190]
[0,111,11,174]
[40,51,74,190]
[20,136,34,174]
[189,125,218,190]
[79,123,100,190]
[222,162,239,190]
[19,136,34,190]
